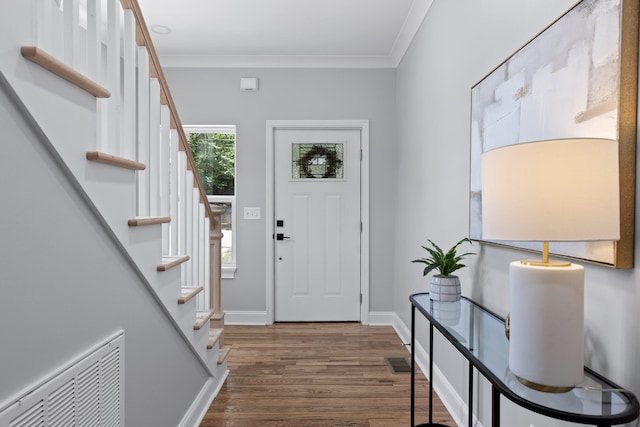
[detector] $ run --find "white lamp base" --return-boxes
[509,261,585,392]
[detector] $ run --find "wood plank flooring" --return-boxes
[200,322,455,427]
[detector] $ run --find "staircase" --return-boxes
[0,0,228,422]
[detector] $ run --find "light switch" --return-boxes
[244,207,261,220]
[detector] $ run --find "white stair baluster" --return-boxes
[204,216,211,311]
[136,46,150,216]
[160,105,171,256]
[192,189,201,310]
[122,9,136,160]
[149,78,161,216]
[185,170,194,288]
[63,0,79,67]
[105,0,120,154]
[51,0,64,60]
[199,203,207,310]
[36,0,53,54]
[169,129,180,256]
[95,2,109,153]
[178,152,188,286]
[86,0,102,83]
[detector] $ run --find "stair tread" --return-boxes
[217,345,231,365]
[21,46,111,98]
[211,311,225,321]
[178,286,203,304]
[194,309,214,330]
[207,328,224,349]
[157,255,189,271]
[86,151,146,170]
[128,216,171,226]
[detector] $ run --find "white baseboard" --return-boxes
[224,311,397,326]
[224,310,269,325]
[367,311,396,325]
[392,312,476,427]
[179,370,229,427]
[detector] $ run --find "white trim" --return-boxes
[157,55,396,69]
[367,311,396,326]
[156,3,435,69]
[184,125,236,134]
[221,265,236,279]
[183,125,237,273]
[265,120,370,325]
[392,313,476,427]
[178,372,229,427]
[388,0,434,66]
[224,310,270,325]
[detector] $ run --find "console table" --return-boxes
[410,293,639,427]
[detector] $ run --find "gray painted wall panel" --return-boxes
[395,0,640,425]
[164,67,397,314]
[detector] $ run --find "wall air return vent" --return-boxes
[0,331,124,427]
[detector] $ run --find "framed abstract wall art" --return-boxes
[469,0,638,267]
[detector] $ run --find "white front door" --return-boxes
[274,129,361,321]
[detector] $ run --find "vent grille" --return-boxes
[48,380,74,427]
[9,401,44,427]
[0,332,124,427]
[385,357,412,374]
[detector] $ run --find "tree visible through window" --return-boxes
[185,126,236,275]
[188,132,235,195]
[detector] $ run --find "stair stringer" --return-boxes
[0,69,225,427]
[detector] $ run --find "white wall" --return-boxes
[164,67,397,315]
[394,0,640,426]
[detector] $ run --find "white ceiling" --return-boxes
[137,0,433,68]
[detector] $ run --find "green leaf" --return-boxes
[412,237,475,277]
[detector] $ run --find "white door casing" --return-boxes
[266,120,370,324]
[274,129,360,321]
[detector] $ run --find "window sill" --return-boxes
[222,265,236,279]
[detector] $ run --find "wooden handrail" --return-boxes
[120,0,213,221]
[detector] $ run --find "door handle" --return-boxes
[276,233,291,241]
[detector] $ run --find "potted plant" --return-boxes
[412,237,475,301]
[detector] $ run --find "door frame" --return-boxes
[265,120,370,325]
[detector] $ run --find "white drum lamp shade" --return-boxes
[481,138,620,391]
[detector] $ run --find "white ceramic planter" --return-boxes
[430,275,461,302]
[431,300,462,326]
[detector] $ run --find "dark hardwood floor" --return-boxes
[200,322,455,427]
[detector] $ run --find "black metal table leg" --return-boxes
[492,385,500,427]
[469,364,473,427]
[429,323,434,425]
[411,305,416,427]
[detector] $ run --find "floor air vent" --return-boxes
[385,357,411,374]
[0,331,124,427]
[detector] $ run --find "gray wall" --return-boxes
[394,0,640,425]
[164,68,397,314]
[0,78,209,426]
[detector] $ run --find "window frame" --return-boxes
[184,125,237,279]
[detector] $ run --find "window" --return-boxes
[184,125,236,278]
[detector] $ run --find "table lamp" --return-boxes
[481,138,620,392]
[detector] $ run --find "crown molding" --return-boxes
[157,1,433,69]
[157,54,397,69]
[389,0,434,67]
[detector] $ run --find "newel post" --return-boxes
[209,204,226,332]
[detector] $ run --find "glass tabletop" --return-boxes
[411,293,640,424]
